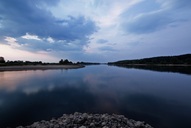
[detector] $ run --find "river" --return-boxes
[0,65,191,128]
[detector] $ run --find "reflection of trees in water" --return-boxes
[113,65,191,75]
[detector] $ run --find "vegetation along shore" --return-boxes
[0,58,86,71]
[108,54,191,66]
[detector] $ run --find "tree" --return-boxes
[59,59,64,64]
[0,57,5,63]
[59,59,73,65]
[63,59,70,64]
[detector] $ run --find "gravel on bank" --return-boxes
[17,112,153,128]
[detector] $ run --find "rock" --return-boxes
[135,121,145,127]
[101,122,106,126]
[79,126,86,128]
[16,112,153,128]
[90,122,95,127]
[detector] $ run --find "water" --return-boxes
[0,65,191,128]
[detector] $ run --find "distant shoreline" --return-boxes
[0,65,85,71]
[109,64,191,67]
[108,53,191,66]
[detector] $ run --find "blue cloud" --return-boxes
[167,0,191,9]
[123,11,173,34]
[122,0,161,16]
[1,0,191,62]
[99,46,116,52]
[17,37,85,53]
[96,39,108,44]
[0,0,98,41]
[122,0,191,34]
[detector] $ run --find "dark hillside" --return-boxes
[108,54,191,65]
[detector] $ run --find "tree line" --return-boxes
[0,57,78,66]
[0,56,102,66]
[108,54,191,65]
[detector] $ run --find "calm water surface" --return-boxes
[0,65,191,128]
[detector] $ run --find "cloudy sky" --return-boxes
[0,0,191,62]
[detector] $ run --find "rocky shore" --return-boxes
[17,112,153,128]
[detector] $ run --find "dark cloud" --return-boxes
[0,0,97,41]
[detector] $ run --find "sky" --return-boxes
[0,0,191,62]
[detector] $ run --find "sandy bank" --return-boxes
[0,65,85,71]
[17,112,153,128]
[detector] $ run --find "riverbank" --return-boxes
[17,112,153,128]
[0,65,85,71]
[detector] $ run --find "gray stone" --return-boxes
[135,121,144,127]
[90,122,95,126]
[101,122,106,126]
[16,113,153,128]
[79,126,86,128]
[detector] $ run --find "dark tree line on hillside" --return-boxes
[108,54,191,65]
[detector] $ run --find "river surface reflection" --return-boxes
[0,65,191,128]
